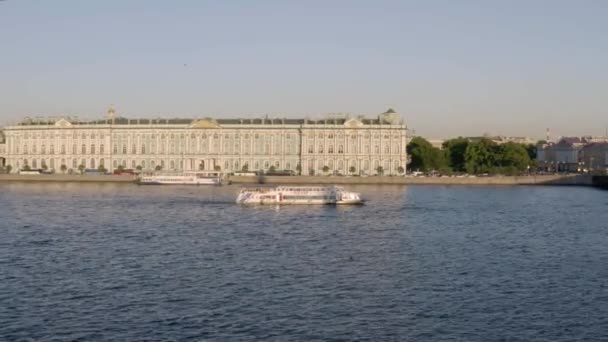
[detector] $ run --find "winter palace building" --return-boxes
[0,108,408,175]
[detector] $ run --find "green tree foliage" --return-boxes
[323,165,330,174]
[464,138,497,174]
[442,137,469,172]
[496,142,531,175]
[349,166,356,174]
[407,137,449,172]
[464,139,532,175]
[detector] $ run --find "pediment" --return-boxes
[190,118,220,129]
[55,119,72,128]
[344,118,364,128]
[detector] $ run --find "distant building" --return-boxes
[0,108,408,175]
[537,136,608,173]
[489,136,536,145]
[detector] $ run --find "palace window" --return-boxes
[82,144,86,154]
[72,159,77,168]
[308,145,314,154]
[384,145,390,154]
[328,145,334,153]
[50,145,55,154]
[23,145,28,154]
[123,145,127,154]
[141,144,146,154]
[318,144,323,153]
[90,144,95,154]
[90,158,95,169]
[338,145,344,153]
[375,145,380,154]
[61,145,65,154]
[42,145,46,154]
[132,144,137,154]
[100,144,104,154]
[114,145,118,154]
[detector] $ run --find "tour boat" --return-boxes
[236,185,364,205]
[138,171,225,185]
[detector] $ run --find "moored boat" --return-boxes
[138,171,226,185]
[236,185,364,205]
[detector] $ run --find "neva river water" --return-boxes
[1,183,607,341]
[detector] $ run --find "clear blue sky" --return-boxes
[1,0,606,139]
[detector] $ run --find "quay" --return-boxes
[0,174,599,186]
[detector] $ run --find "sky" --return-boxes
[0,0,606,139]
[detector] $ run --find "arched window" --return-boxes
[32,159,37,168]
[72,159,77,168]
[338,160,344,170]
[254,161,260,169]
[82,144,86,154]
[364,160,370,170]
[365,145,370,154]
[50,145,55,154]
[328,145,334,153]
[90,158,95,169]
[224,160,229,170]
[100,158,105,167]
[113,160,118,168]
[90,144,95,154]
[264,160,269,169]
[318,144,323,153]
[100,144,104,154]
[23,145,28,154]
[61,145,65,154]
[141,160,146,169]
[81,159,86,168]
[384,145,390,154]
[50,159,55,169]
[375,145,380,154]
[338,145,344,154]
[132,160,136,169]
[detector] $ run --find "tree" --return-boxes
[23,164,31,171]
[269,165,276,172]
[97,164,107,173]
[214,165,221,171]
[41,163,48,171]
[135,165,142,171]
[376,165,384,175]
[296,164,302,175]
[78,164,85,173]
[60,164,67,174]
[308,168,315,176]
[5,165,12,174]
[442,137,469,172]
[116,164,125,172]
[464,138,496,174]
[496,142,531,175]
[322,165,330,174]
[349,166,356,175]
[407,137,449,172]
[155,165,162,171]
[397,166,405,174]
[241,164,249,172]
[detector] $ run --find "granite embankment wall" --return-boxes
[0,174,136,183]
[230,174,592,186]
[0,174,594,186]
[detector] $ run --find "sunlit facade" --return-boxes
[0,108,408,175]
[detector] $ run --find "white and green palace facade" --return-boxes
[0,108,408,175]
